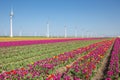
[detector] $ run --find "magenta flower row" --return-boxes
[52,40,114,80]
[105,38,120,80]
[0,38,100,47]
[0,39,105,80]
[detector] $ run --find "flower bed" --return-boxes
[0,38,101,47]
[47,40,114,80]
[105,38,120,80]
[0,39,114,80]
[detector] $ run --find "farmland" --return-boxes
[0,37,119,80]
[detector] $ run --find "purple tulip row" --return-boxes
[27,40,102,79]
[0,38,100,47]
[105,38,120,80]
[0,39,104,80]
[51,40,114,80]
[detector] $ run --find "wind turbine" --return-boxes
[10,8,14,37]
[19,31,22,36]
[86,31,89,38]
[47,21,50,37]
[82,32,84,38]
[75,27,77,38]
[64,25,67,38]
[34,32,37,36]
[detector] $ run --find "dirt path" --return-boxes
[92,52,110,80]
[92,46,113,80]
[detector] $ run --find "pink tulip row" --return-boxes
[0,38,101,47]
[0,39,106,80]
[105,38,120,80]
[50,40,114,80]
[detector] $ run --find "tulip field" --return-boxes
[0,37,119,80]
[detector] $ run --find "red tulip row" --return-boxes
[0,39,113,80]
[48,39,114,80]
[0,38,100,47]
[105,38,120,80]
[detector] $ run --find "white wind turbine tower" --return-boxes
[81,28,84,38]
[10,8,14,37]
[19,31,22,36]
[75,27,77,38]
[34,32,37,36]
[47,21,50,37]
[64,25,67,38]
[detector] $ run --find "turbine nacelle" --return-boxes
[10,9,14,16]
